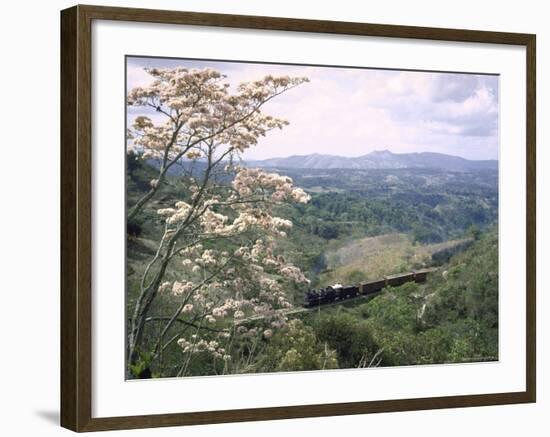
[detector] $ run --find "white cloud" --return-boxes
[126,57,499,160]
[126,64,154,90]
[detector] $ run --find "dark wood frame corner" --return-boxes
[60,4,536,432]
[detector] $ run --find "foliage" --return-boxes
[423,230,499,333]
[258,320,338,372]
[282,167,497,247]
[312,312,379,368]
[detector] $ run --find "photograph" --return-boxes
[125,56,499,380]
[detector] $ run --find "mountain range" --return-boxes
[244,150,498,171]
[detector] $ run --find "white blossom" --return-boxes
[181,304,194,314]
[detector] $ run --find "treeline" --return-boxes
[128,156,498,247]
[287,188,496,244]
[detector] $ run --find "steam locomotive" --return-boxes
[303,269,433,308]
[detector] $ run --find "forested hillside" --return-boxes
[306,230,498,368]
[126,154,498,375]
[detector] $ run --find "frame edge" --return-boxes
[61,5,95,432]
[60,4,537,431]
[525,33,536,403]
[75,3,534,45]
[60,5,79,432]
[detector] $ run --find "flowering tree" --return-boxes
[127,67,308,220]
[126,67,311,377]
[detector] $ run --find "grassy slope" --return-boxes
[319,233,471,285]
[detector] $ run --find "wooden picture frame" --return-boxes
[60,4,536,432]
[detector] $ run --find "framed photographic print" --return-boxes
[60,4,536,432]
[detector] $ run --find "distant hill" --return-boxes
[244,150,498,171]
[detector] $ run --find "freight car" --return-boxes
[360,278,386,295]
[412,269,430,283]
[385,272,415,287]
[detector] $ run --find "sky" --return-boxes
[127,56,499,161]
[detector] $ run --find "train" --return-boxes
[303,268,435,308]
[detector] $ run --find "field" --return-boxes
[320,233,471,284]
